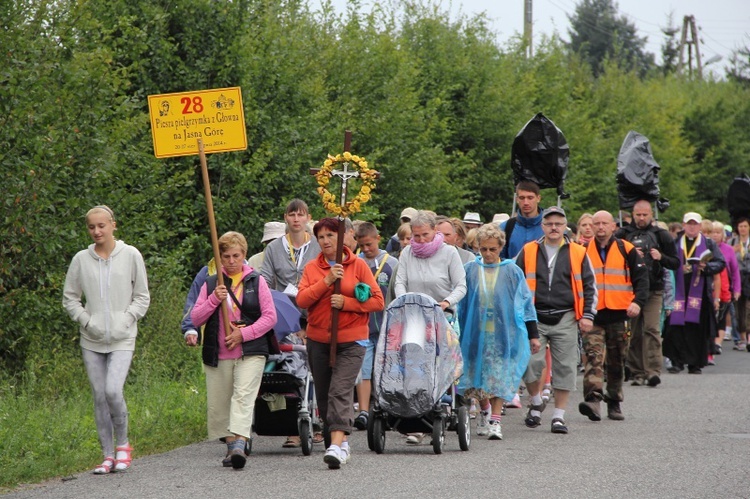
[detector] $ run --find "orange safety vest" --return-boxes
[523,241,587,320]
[585,239,635,311]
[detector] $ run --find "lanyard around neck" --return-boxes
[372,255,389,280]
[287,233,309,266]
[682,234,700,261]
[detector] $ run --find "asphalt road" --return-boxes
[7,346,750,499]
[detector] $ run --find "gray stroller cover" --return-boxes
[373,293,463,418]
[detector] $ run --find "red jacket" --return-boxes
[297,246,385,344]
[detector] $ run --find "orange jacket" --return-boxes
[523,241,588,320]
[297,246,385,344]
[585,238,635,311]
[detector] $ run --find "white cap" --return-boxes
[400,207,418,221]
[261,221,286,243]
[492,213,510,224]
[683,212,702,224]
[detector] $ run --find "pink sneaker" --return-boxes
[507,393,522,408]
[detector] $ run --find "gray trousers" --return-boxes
[307,340,364,434]
[627,290,664,379]
[82,348,133,458]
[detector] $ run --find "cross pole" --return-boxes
[328,131,352,367]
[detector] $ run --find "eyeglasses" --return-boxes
[543,222,566,228]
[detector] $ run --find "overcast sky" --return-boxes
[316,0,749,75]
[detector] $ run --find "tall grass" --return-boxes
[0,273,209,491]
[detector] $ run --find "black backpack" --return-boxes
[620,226,662,282]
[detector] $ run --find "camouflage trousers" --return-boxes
[581,322,631,403]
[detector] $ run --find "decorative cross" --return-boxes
[309,131,380,365]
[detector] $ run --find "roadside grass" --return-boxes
[0,274,208,492]
[0,375,207,491]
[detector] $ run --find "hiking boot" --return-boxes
[228,439,247,469]
[607,400,624,421]
[578,400,601,421]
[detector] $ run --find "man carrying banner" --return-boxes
[616,200,680,387]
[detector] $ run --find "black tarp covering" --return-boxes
[511,113,569,197]
[728,174,750,228]
[616,131,667,210]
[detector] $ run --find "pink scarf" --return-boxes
[411,231,445,259]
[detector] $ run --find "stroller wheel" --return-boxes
[298,418,312,456]
[432,417,445,455]
[366,410,375,451]
[457,405,471,451]
[372,417,386,454]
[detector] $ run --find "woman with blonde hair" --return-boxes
[577,213,594,245]
[458,224,538,440]
[63,205,150,474]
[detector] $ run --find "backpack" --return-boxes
[620,226,662,282]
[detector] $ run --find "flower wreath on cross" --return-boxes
[315,152,376,217]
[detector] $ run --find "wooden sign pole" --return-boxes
[198,138,231,337]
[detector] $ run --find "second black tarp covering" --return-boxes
[511,112,569,197]
[616,131,662,210]
[728,174,750,228]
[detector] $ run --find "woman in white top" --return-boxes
[392,210,467,444]
[63,206,150,474]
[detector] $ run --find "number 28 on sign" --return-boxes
[147,87,247,158]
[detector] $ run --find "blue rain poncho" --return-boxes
[457,257,535,401]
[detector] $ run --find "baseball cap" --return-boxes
[261,221,286,243]
[542,206,566,219]
[683,212,702,224]
[400,207,418,221]
[462,212,482,224]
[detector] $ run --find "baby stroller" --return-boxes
[367,292,470,454]
[251,337,318,456]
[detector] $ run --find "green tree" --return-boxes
[567,0,654,77]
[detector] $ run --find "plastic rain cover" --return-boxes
[511,112,569,197]
[616,131,662,210]
[373,293,463,418]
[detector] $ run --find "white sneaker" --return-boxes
[324,446,343,469]
[340,445,350,464]
[405,433,425,444]
[476,410,490,436]
[487,421,503,440]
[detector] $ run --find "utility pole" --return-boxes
[676,15,703,79]
[524,0,533,58]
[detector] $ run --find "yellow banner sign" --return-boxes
[148,87,247,158]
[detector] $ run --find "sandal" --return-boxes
[114,444,133,471]
[93,457,114,475]
[282,436,301,448]
[312,432,324,444]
